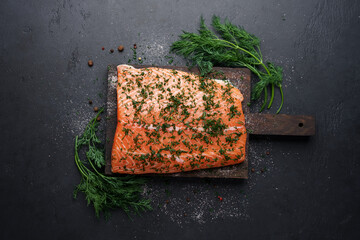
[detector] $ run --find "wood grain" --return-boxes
[105,65,118,176]
[246,114,316,136]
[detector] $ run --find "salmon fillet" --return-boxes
[111,64,247,174]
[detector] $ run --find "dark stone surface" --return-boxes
[1,0,359,239]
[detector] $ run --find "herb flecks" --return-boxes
[116,67,246,173]
[203,118,227,137]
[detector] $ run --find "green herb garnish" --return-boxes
[203,118,227,137]
[171,16,284,113]
[74,109,152,218]
[131,47,137,61]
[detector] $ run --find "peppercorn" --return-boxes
[133,44,137,49]
[88,100,92,105]
[118,45,124,52]
[183,213,187,217]
[93,107,99,112]
[88,60,93,67]
[266,150,270,155]
[186,198,190,202]
[96,116,101,121]
[165,200,169,204]
[251,168,255,173]
[110,49,114,53]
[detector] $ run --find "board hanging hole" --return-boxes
[298,122,304,127]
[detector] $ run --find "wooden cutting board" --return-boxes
[105,65,315,178]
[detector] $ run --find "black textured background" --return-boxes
[1,0,359,239]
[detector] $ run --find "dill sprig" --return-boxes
[74,108,152,219]
[171,16,284,113]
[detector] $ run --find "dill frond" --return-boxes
[171,16,284,113]
[74,109,152,219]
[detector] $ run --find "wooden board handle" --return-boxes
[245,113,315,136]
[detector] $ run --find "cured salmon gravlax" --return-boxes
[111,64,247,174]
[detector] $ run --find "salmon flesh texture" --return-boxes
[111,65,247,174]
